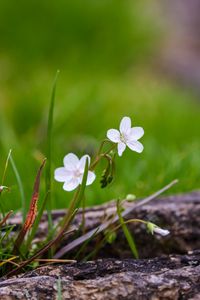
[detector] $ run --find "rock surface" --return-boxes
[0,251,200,299]
[1,191,200,299]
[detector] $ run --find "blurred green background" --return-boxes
[0,0,199,212]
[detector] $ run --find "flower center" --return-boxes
[120,133,128,144]
[73,169,82,178]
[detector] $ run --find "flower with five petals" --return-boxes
[54,153,96,191]
[107,116,144,156]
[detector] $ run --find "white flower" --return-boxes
[147,222,170,236]
[153,227,170,236]
[54,153,96,191]
[106,116,144,156]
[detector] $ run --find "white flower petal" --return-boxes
[54,167,72,182]
[129,127,144,140]
[153,227,170,236]
[127,140,144,153]
[78,154,91,172]
[63,153,79,171]
[117,142,126,156]
[63,178,79,191]
[78,171,96,185]
[107,129,120,143]
[119,116,131,134]
[86,171,96,185]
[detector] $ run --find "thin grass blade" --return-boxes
[0,256,18,267]
[46,70,60,232]
[10,154,26,222]
[0,210,13,227]
[0,149,12,216]
[117,199,138,258]
[1,149,12,186]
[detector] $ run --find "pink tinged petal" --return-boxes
[78,154,91,172]
[86,171,96,185]
[54,167,72,182]
[106,129,120,143]
[129,127,144,140]
[63,178,79,191]
[117,142,126,156]
[127,140,144,153]
[63,153,79,171]
[119,116,131,134]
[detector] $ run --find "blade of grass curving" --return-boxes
[1,149,12,186]
[13,159,46,254]
[0,210,13,227]
[0,224,16,244]
[54,179,178,258]
[0,149,12,217]
[46,70,60,233]
[6,159,89,277]
[117,199,138,258]
[10,154,26,222]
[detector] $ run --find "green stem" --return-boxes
[84,218,145,262]
[90,144,116,170]
[81,195,86,234]
[57,187,80,235]
[117,200,139,259]
[97,139,111,155]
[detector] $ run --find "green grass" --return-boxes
[1,72,200,212]
[0,1,199,212]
